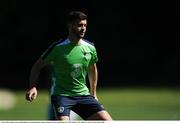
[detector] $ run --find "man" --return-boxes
[26,11,112,120]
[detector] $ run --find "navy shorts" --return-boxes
[51,95,105,120]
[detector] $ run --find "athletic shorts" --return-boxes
[51,95,105,120]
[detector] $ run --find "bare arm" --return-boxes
[26,58,46,102]
[29,58,46,87]
[88,63,98,99]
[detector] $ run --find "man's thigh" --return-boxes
[51,95,76,118]
[72,95,106,120]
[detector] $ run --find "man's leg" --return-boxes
[86,110,112,120]
[51,95,73,121]
[48,104,79,120]
[56,111,79,120]
[72,95,112,120]
[57,116,70,120]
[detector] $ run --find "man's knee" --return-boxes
[57,116,70,121]
[87,111,112,120]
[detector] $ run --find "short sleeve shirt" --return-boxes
[41,39,98,96]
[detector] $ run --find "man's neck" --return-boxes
[68,36,82,44]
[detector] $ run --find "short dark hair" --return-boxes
[66,11,87,24]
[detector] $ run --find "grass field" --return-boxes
[0,87,180,120]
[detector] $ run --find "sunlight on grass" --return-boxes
[0,87,180,120]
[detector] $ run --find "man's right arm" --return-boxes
[26,58,46,102]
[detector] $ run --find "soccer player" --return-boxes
[26,11,112,120]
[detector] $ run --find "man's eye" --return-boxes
[78,24,86,27]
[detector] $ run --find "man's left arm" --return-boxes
[88,63,98,100]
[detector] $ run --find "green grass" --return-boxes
[0,90,49,120]
[0,87,180,120]
[98,87,180,120]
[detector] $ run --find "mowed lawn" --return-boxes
[0,87,180,120]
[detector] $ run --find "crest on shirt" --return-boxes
[84,52,91,61]
[70,64,82,78]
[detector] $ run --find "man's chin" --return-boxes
[79,35,84,39]
[75,34,84,39]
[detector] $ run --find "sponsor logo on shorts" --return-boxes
[57,106,64,113]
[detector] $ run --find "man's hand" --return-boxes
[26,87,37,102]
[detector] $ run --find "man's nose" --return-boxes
[82,25,86,30]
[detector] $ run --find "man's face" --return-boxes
[70,19,87,38]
